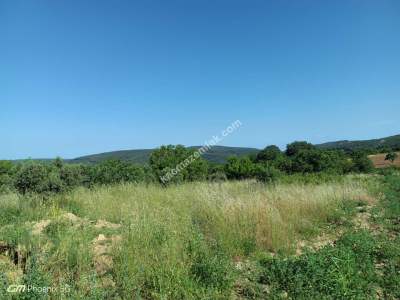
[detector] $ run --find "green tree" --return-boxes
[287,148,350,174]
[93,159,145,185]
[0,160,15,193]
[385,152,398,163]
[53,156,64,169]
[224,156,255,180]
[14,162,65,194]
[285,141,315,157]
[14,163,48,194]
[149,145,208,184]
[256,145,282,162]
[60,164,85,189]
[208,164,227,182]
[351,151,374,173]
[0,160,13,175]
[253,164,281,183]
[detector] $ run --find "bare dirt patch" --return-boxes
[31,219,51,235]
[369,152,400,168]
[92,233,122,288]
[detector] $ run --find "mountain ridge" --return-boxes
[8,134,400,164]
[315,134,400,151]
[71,145,260,164]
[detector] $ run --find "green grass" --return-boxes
[0,175,393,299]
[236,173,400,299]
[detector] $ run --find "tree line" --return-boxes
[0,141,377,195]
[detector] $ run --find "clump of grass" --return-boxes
[255,231,380,299]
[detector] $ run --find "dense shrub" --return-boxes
[150,145,208,184]
[351,151,374,173]
[256,145,282,162]
[0,160,13,175]
[285,141,315,156]
[253,164,281,183]
[92,159,145,185]
[224,156,255,180]
[0,160,15,193]
[257,231,379,299]
[207,164,227,182]
[59,164,85,189]
[3,141,381,196]
[289,149,350,174]
[14,163,52,194]
[12,159,148,195]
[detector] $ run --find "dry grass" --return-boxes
[0,178,373,298]
[64,179,370,254]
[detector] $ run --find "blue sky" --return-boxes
[1,0,399,159]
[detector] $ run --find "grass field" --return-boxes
[0,174,399,299]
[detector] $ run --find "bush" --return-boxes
[385,152,398,163]
[45,170,65,194]
[93,159,145,185]
[258,231,379,299]
[0,160,15,193]
[149,145,208,184]
[351,151,374,173]
[208,171,228,182]
[253,164,281,183]
[224,156,255,180]
[285,141,315,157]
[60,164,85,190]
[208,164,227,182]
[14,163,52,194]
[256,145,282,162]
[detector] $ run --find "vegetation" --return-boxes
[149,145,208,184]
[385,152,398,163]
[0,174,380,299]
[23,134,397,166]
[71,146,260,165]
[1,139,399,298]
[1,139,379,193]
[316,133,400,154]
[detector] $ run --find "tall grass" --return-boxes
[0,178,372,299]
[65,179,369,253]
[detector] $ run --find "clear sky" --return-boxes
[1,0,399,159]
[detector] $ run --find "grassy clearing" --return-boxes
[64,179,369,254]
[0,177,375,299]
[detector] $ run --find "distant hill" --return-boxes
[316,134,400,152]
[71,146,260,165]
[9,133,400,164]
